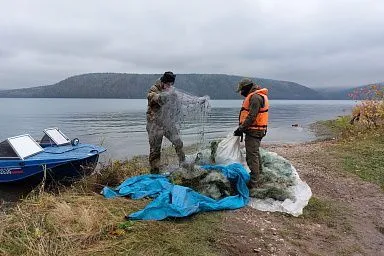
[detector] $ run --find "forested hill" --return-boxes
[0,73,325,100]
[320,82,384,100]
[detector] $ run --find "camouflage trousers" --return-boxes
[146,121,185,173]
[244,133,262,189]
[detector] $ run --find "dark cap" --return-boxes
[160,71,176,84]
[236,78,254,92]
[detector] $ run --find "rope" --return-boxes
[38,164,47,194]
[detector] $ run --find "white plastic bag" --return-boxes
[215,135,244,165]
[248,152,312,217]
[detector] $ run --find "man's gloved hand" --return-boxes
[158,93,168,105]
[199,95,210,104]
[233,127,244,136]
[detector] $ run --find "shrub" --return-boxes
[349,85,384,129]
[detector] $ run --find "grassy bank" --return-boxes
[316,117,384,190]
[0,192,222,256]
[0,192,220,255]
[0,157,223,256]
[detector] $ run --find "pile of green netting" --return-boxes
[250,148,296,201]
[169,162,235,200]
[179,141,297,201]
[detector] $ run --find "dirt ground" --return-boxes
[217,141,384,256]
[1,139,383,256]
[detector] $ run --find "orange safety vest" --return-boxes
[239,88,269,130]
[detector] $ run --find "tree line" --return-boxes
[0,73,350,99]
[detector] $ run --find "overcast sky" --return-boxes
[1,0,383,89]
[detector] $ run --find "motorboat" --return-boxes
[0,128,106,183]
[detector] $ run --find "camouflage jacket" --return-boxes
[146,80,163,123]
[146,80,181,126]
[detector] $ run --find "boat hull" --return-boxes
[0,154,100,183]
[0,143,106,183]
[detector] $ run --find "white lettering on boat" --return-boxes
[0,168,24,175]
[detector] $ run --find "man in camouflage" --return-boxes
[234,78,269,193]
[146,71,185,174]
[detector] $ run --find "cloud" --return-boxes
[0,0,384,89]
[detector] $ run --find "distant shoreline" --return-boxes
[0,97,355,100]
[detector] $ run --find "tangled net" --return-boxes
[158,87,211,166]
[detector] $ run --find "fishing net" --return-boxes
[155,87,240,200]
[169,164,235,200]
[157,87,211,168]
[250,148,297,201]
[211,135,312,216]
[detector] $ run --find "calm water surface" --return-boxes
[0,98,355,160]
[0,98,355,201]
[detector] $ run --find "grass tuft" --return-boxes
[317,117,384,190]
[302,197,352,232]
[0,157,223,256]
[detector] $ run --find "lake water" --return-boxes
[0,98,356,160]
[0,98,356,202]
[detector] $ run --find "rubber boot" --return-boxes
[248,175,261,198]
[150,167,160,174]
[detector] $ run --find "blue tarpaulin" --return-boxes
[101,163,250,220]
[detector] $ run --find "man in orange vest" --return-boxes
[234,78,269,192]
